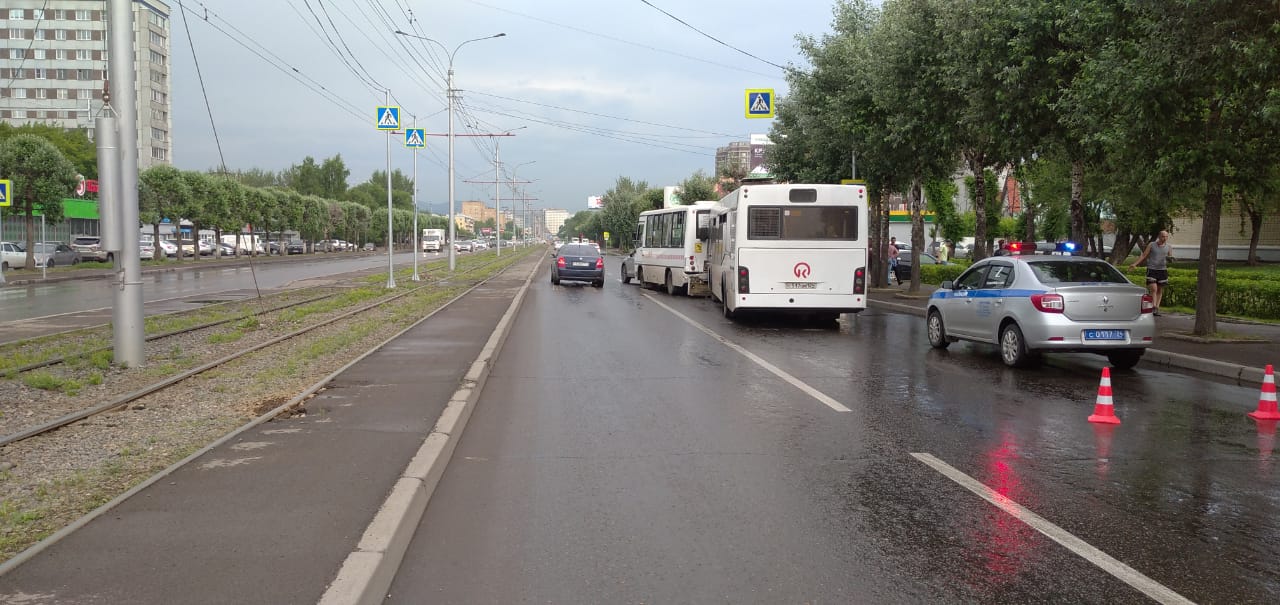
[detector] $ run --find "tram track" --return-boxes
[0,253,519,449]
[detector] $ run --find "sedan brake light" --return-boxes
[1141,294,1155,313]
[556,256,566,268]
[1030,293,1065,313]
[595,257,604,269]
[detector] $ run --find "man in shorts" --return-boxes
[1129,230,1173,316]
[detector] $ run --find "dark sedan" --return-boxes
[551,243,604,287]
[893,251,950,283]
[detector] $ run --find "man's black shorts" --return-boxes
[1146,269,1169,285]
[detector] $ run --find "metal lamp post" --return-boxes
[394,30,505,271]
[511,161,535,240]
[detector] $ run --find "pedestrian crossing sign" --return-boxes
[0,179,10,207]
[376,106,400,130]
[404,128,425,148]
[745,89,774,118]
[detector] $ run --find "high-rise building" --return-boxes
[714,140,751,175]
[0,1,172,168]
[542,208,568,236]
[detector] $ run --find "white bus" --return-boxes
[708,184,869,320]
[421,228,445,253]
[627,201,717,296]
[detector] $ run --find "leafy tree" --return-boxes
[179,171,214,261]
[0,134,76,268]
[0,122,97,181]
[140,165,191,258]
[678,170,718,204]
[1074,0,1280,334]
[230,168,280,188]
[599,176,650,249]
[319,155,350,199]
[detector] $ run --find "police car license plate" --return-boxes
[572,262,589,267]
[1083,329,1127,341]
[785,282,816,289]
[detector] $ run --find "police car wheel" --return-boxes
[1000,323,1031,367]
[927,310,950,349]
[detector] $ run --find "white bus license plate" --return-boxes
[1083,329,1127,341]
[785,282,816,290]
[572,262,589,267]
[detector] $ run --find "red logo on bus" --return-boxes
[793,262,811,279]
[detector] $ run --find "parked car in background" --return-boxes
[217,242,241,257]
[139,242,156,260]
[286,240,306,255]
[551,243,605,288]
[454,240,474,253]
[363,242,376,251]
[267,241,282,255]
[1,241,26,271]
[893,252,950,283]
[157,240,179,258]
[33,242,80,268]
[926,256,1154,369]
[473,239,488,250]
[71,235,112,262]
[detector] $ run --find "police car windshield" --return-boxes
[1027,260,1128,284]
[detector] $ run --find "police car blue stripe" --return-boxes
[930,289,1044,300]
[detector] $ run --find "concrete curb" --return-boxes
[318,253,542,605]
[867,299,1263,384]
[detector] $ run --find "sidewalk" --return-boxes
[869,284,1277,383]
[0,252,543,605]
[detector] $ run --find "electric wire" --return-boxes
[467,91,746,138]
[460,0,783,80]
[637,0,789,72]
[299,0,382,95]
[176,0,226,173]
[2,0,51,91]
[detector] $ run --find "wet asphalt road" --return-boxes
[389,259,1278,603]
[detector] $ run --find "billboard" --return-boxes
[748,134,773,179]
[587,195,604,209]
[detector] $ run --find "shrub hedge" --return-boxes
[915,262,1280,319]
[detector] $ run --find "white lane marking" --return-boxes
[641,293,851,413]
[910,453,1196,605]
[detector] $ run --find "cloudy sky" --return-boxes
[170,0,839,214]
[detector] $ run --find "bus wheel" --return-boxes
[621,263,631,284]
[665,271,677,296]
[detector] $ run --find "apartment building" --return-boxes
[460,200,496,224]
[0,1,172,168]
[542,208,568,236]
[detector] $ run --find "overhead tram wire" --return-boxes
[197,1,373,109]
[460,0,784,81]
[464,100,724,151]
[636,0,789,73]
[177,3,369,123]
[467,91,746,138]
[299,0,383,95]
[468,107,717,156]
[353,0,451,96]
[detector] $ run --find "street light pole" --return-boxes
[385,88,396,289]
[411,114,421,281]
[394,30,506,272]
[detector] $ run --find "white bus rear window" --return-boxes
[747,206,859,240]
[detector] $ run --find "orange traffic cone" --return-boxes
[1088,367,1122,425]
[1247,365,1279,421]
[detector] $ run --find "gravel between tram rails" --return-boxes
[0,249,534,560]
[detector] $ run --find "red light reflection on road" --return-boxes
[965,432,1038,591]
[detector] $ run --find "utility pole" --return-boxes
[101,0,143,368]
[384,89,396,290]
[410,115,421,281]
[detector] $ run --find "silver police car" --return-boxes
[927,256,1155,368]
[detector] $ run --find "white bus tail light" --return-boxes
[854,267,866,295]
[738,266,750,294]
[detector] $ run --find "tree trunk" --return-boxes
[1069,158,1086,247]
[153,223,163,261]
[967,149,988,260]
[868,188,883,288]
[1193,178,1223,336]
[880,191,891,289]
[193,222,202,261]
[214,227,223,259]
[908,177,924,293]
[1108,229,1134,265]
[1246,205,1263,266]
[1023,185,1036,243]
